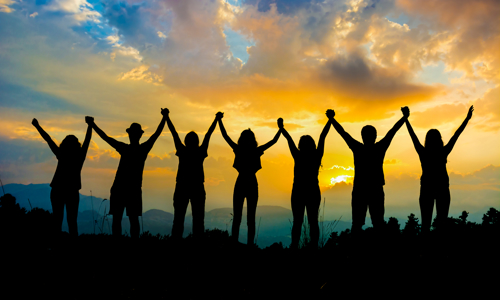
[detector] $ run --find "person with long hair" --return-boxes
[165,109,221,240]
[88,109,167,238]
[404,106,474,233]
[279,112,332,249]
[217,112,281,246]
[32,116,93,237]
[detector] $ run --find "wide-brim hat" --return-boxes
[126,123,144,134]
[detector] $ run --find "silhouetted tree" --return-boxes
[386,217,401,235]
[482,208,499,227]
[402,213,420,236]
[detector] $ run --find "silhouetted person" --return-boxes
[165,110,220,240]
[405,106,474,233]
[89,110,167,238]
[218,113,281,246]
[32,117,92,237]
[328,107,409,233]
[279,113,332,249]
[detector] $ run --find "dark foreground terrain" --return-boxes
[1,193,499,299]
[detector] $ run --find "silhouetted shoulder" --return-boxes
[233,145,264,173]
[112,141,129,153]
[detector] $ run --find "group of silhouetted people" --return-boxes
[32,105,474,247]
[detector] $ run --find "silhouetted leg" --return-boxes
[232,177,245,242]
[368,186,385,232]
[351,187,367,233]
[435,186,451,232]
[50,189,64,234]
[172,183,189,239]
[306,185,321,248]
[419,185,434,233]
[191,184,206,239]
[66,190,80,237]
[291,186,306,249]
[129,216,140,238]
[111,196,125,237]
[246,182,258,246]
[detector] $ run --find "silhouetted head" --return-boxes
[361,125,377,145]
[185,131,199,148]
[298,135,316,154]
[126,123,144,144]
[59,135,81,152]
[424,129,444,150]
[238,129,258,149]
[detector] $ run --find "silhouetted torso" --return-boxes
[111,143,149,191]
[418,149,449,186]
[348,141,390,186]
[293,151,322,186]
[50,150,86,190]
[233,147,264,174]
[176,146,208,183]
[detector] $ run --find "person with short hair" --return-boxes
[88,109,167,238]
[32,116,93,237]
[328,107,409,233]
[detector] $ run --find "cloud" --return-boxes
[411,102,468,128]
[157,31,167,39]
[472,86,500,132]
[396,0,500,83]
[29,12,38,18]
[45,0,102,24]
[119,65,163,85]
[0,0,15,13]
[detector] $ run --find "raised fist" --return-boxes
[277,118,284,129]
[401,106,410,118]
[216,112,224,119]
[85,116,94,124]
[32,118,39,127]
[161,108,169,117]
[326,109,335,119]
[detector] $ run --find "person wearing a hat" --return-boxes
[88,109,168,238]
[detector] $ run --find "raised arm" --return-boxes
[81,116,93,160]
[164,108,184,151]
[32,118,60,157]
[258,129,281,152]
[278,118,299,158]
[317,117,332,158]
[217,114,237,150]
[403,108,424,155]
[200,113,220,151]
[142,109,167,153]
[91,120,123,150]
[444,105,473,155]
[378,107,409,149]
[327,110,362,149]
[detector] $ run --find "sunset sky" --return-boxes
[1,0,499,222]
